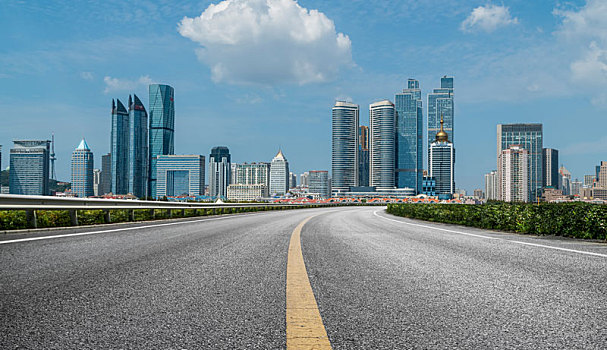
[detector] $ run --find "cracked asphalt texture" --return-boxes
[1,206,606,349]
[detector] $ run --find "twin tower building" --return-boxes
[332,77,455,197]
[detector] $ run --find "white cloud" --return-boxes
[103,75,154,93]
[460,4,518,33]
[177,0,353,85]
[80,71,94,80]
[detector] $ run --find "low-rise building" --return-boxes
[227,184,268,201]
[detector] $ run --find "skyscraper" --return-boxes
[111,99,129,195]
[308,170,330,198]
[484,170,499,201]
[332,101,359,193]
[289,172,297,189]
[100,153,111,195]
[559,166,572,196]
[542,148,559,188]
[209,146,231,199]
[300,172,309,187]
[498,145,529,202]
[93,169,101,196]
[358,125,369,187]
[369,100,396,190]
[497,124,543,201]
[148,84,175,198]
[270,149,289,195]
[429,117,455,195]
[71,139,94,198]
[128,95,148,198]
[232,163,270,187]
[156,155,205,198]
[9,140,51,195]
[428,76,454,163]
[395,79,423,193]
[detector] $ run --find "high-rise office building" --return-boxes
[542,148,559,188]
[300,172,309,187]
[9,140,51,195]
[370,100,396,190]
[395,79,423,193]
[289,172,297,189]
[429,117,455,195]
[332,101,359,193]
[584,174,596,187]
[111,99,129,195]
[497,124,543,201]
[148,84,175,198]
[100,153,111,195]
[559,166,572,196]
[358,125,369,187]
[209,146,231,199]
[232,163,270,187]
[156,155,205,198]
[93,169,101,196]
[128,95,148,198]
[0,145,2,171]
[270,149,290,195]
[498,145,529,202]
[308,170,330,198]
[428,76,454,164]
[571,179,582,196]
[71,139,94,198]
[484,170,499,201]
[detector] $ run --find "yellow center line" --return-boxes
[286,216,332,349]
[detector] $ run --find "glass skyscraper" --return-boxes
[308,170,330,198]
[71,139,94,198]
[148,84,175,198]
[428,76,454,165]
[358,125,369,187]
[111,99,129,195]
[209,146,231,199]
[395,79,423,193]
[99,153,111,196]
[332,101,359,193]
[128,95,148,198]
[497,124,543,201]
[369,100,396,190]
[9,140,51,195]
[156,155,205,198]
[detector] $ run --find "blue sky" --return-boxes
[1,0,606,192]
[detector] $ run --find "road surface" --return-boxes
[1,207,606,349]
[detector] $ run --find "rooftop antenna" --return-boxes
[50,133,57,180]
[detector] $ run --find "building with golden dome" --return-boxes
[429,115,455,196]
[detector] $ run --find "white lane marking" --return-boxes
[373,210,607,258]
[0,212,264,245]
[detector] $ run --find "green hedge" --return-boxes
[0,205,313,231]
[386,202,607,240]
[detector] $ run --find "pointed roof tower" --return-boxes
[76,138,90,151]
[435,114,449,142]
[115,99,128,114]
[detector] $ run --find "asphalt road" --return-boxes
[1,207,606,349]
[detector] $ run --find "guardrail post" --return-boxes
[103,210,111,223]
[129,210,135,221]
[169,210,173,218]
[26,210,38,229]
[181,209,185,217]
[149,209,155,220]
[69,210,78,226]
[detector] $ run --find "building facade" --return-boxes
[358,125,369,187]
[395,78,423,193]
[270,149,290,195]
[542,148,559,189]
[156,155,204,198]
[71,139,94,198]
[428,118,455,195]
[93,169,101,196]
[560,166,572,195]
[148,84,175,198]
[369,100,396,190]
[332,101,359,193]
[9,140,51,195]
[497,124,543,201]
[100,153,111,195]
[484,170,499,201]
[232,162,270,187]
[498,145,529,202]
[227,184,268,201]
[300,172,309,187]
[289,172,297,189]
[308,170,330,198]
[209,146,231,199]
[110,99,129,195]
[128,95,149,198]
[428,76,454,162]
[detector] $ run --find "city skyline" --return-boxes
[1,1,605,193]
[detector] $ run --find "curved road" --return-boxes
[1,207,606,349]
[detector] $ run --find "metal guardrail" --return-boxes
[0,194,328,229]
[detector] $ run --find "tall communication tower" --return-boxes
[50,134,57,180]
